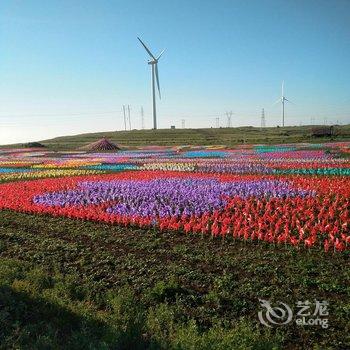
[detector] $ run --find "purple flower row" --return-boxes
[33,178,313,219]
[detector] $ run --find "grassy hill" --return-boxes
[4,124,350,150]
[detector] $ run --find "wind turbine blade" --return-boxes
[157,49,165,60]
[273,98,281,106]
[282,81,284,97]
[284,98,294,105]
[155,63,161,99]
[137,37,156,60]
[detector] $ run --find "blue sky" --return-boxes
[0,0,349,144]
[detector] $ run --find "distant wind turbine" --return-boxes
[137,37,165,130]
[274,81,293,127]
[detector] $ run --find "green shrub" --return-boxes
[146,278,187,303]
[107,287,146,349]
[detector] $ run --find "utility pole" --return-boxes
[261,108,266,129]
[181,119,186,129]
[215,117,220,128]
[141,106,145,130]
[127,105,131,130]
[123,105,127,131]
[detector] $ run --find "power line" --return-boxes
[0,110,123,118]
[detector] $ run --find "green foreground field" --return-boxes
[0,210,349,349]
[3,125,350,150]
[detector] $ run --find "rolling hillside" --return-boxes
[4,124,350,150]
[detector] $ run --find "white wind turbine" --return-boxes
[137,37,165,130]
[274,81,293,127]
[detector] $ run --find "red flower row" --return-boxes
[0,171,348,252]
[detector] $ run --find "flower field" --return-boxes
[1,142,350,349]
[0,142,349,252]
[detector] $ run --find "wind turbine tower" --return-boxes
[137,37,165,130]
[181,119,186,129]
[274,81,292,127]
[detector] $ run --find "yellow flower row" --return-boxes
[140,162,196,172]
[0,161,36,166]
[31,161,101,169]
[0,169,105,182]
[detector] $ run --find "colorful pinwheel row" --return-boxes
[0,170,348,252]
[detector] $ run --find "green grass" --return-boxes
[2,125,350,150]
[0,210,349,349]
